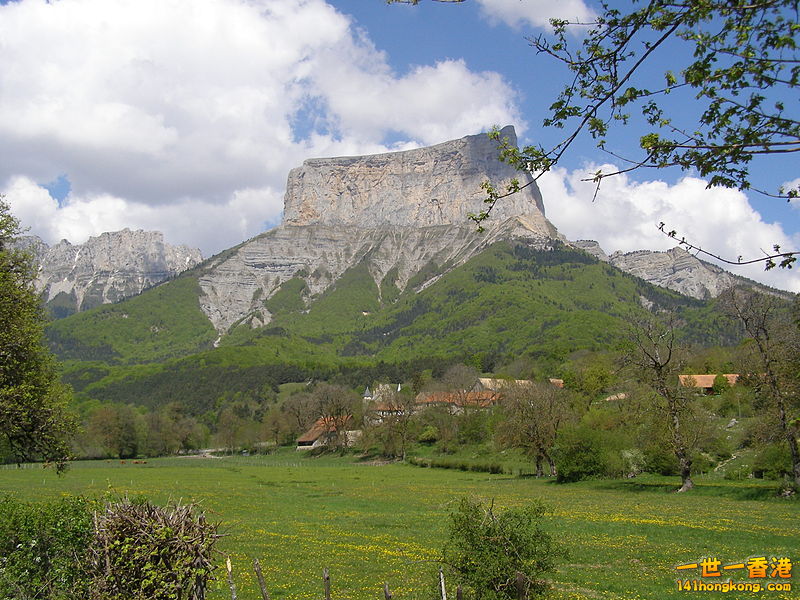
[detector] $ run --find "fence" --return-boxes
[224,559,532,600]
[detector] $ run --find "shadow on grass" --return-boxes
[591,478,786,501]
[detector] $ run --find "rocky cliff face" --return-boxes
[199,128,559,334]
[607,247,735,299]
[197,126,771,335]
[22,229,203,315]
[283,125,545,227]
[569,242,780,300]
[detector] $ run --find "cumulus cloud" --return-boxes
[476,0,596,29]
[4,175,284,257]
[0,0,521,255]
[540,166,800,292]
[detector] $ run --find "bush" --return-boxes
[752,444,792,480]
[442,498,564,599]
[552,426,608,483]
[0,496,220,600]
[417,425,438,444]
[0,495,94,600]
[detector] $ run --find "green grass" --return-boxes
[1,453,795,600]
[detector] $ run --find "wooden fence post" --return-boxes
[383,582,393,600]
[516,571,526,600]
[225,556,237,600]
[439,567,447,600]
[323,567,331,600]
[253,558,270,600]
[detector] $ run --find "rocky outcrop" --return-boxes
[22,229,202,314]
[199,127,559,333]
[283,125,545,227]
[570,239,608,262]
[606,247,736,299]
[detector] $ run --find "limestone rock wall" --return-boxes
[22,229,203,312]
[283,126,545,227]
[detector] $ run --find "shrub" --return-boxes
[442,498,564,599]
[752,444,792,480]
[417,425,438,444]
[552,426,607,483]
[0,495,94,600]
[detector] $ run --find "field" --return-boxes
[0,452,796,600]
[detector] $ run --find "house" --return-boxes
[679,374,739,394]
[363,383,402,403]
[296,415,357,450]
[471,377,563,392]
[471,378,532,393]
[370,399,409,422]
[414,390,499,414]
[363,383,406,423]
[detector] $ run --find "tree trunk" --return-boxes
[776,396,800,488]
[666,391,693,492]
[535,456,543,478]
[677,455,694,492]
[546,453,557,478]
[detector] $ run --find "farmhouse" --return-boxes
[471,377,532,393]
[414,390,499,414]
[679,374,739,394]
[296,415,358,450]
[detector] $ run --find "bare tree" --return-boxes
[311,383,359,449]
[496,382,572,477]
[720,288,800,488]
[282,391,317,436]
[623,316,695,492]
[364,387,418,459]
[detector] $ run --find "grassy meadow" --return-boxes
[0,452,796,600]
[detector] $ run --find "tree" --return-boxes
[442,497,563,599]
[496,382,575,477]
[720,287,800,488]
[622,315,696,491]
[0,198,75,471]
[87,403,145,459]
[393,1,800,267]
[310,383,360,450]
[363,386,418,459]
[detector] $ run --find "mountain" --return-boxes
[19,229,202,317]
[46,127,754,411]
[198,126,559,335]
[572,240,790,300]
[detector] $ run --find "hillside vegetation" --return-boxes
[48,242,743,413]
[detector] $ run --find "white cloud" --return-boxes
[540,166,800,292]
[0,0,521,254]
[3,175,284,257]
[476,0,596,29]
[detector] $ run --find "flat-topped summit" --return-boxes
[283,126,545,227]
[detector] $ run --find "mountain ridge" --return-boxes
[19,229,202,317]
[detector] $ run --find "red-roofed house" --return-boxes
[296,415,356,450]
[679,374,739,394]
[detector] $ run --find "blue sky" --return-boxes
[1,0,797,290]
